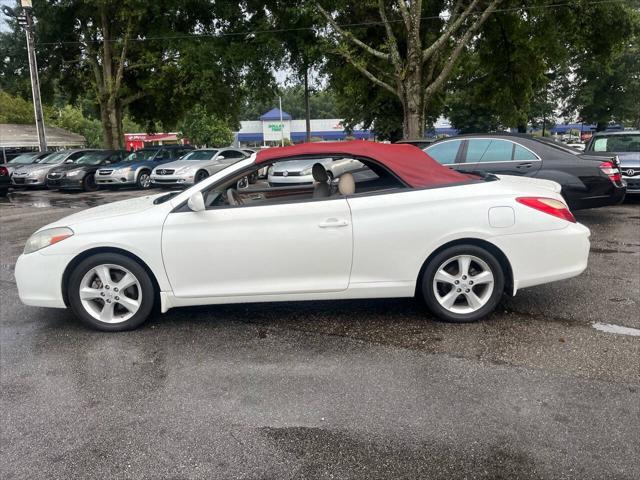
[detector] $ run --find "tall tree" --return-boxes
[316,0,501,139]
[2,0,280,148]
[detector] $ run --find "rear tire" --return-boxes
[68,253,155,331]
[420,244,504,323]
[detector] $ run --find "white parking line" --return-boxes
[592,322,640,337]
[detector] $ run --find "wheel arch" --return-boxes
[415,238,514,297]
[61,246,161,307]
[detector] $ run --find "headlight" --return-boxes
[301,167,313,175]
[67,169,83,177]
[115,167,131,174]
[24,227,74,254]
[28,170,43,177]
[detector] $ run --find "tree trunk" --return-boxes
[99,100,113,148]
[403,61,425,139]
[304,65,311,143]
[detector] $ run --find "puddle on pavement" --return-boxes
[1,190,143,209]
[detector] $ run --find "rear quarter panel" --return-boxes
[346,181,570,286]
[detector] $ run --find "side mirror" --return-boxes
[217,155,226,161]
[187,191,206,212]
[65,158,75,163]
[237,177,249,189]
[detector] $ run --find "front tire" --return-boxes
[420,244,504,323]
[68,253,155,331]
[136,170,152,189]
[195,170,209,184]
[82,173,98,192]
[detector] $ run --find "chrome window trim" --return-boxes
[463,137,542,163]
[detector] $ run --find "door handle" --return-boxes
[516,163,533,169]
[318,218,349,228]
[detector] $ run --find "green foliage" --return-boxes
[240,85,339,120]
[0,90,35,123]
[51,105,103,147]
[180,105,234,147]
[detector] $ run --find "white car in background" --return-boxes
[15,141,590,332]
[268,157,364,186]
[150,148,248,187]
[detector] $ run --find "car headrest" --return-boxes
[312,163,329,183]
[338,173,356,195]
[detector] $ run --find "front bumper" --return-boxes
[11,173,47,186]
[96,169,135,186]
[268,173,314,186]
[47,175,86,190]
[151,173,194,186]
[622,175,640,194]
[15,251,72,308]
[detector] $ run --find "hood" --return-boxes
[496,175,562,194]
[105,160,153,170]
[49,163,96,173]
[12,163,61,174]
[152,159,203,170]
[615,153,640,167]
[271,158,331,172]
[48,193,164,228]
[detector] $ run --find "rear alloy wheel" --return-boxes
[421,245,504,323]
[136,171,152,189]
[68,253,155,331]
[195,170,209,183]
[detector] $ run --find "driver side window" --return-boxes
[199,156,405,210]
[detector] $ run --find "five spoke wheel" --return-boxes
[79,264,142,324]
[432,255,495,314]
[422,245,504,323]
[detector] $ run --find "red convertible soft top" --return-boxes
[255,140,474,188]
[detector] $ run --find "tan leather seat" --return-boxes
[338,173,355,195]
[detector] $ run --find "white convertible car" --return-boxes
[15,141,590,331]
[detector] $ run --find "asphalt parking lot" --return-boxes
[1,188,638,479]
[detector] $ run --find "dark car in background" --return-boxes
[0,165,9,197]
[95,144,194,189]
[46,150,127,192]
[585,130,640,194]
[424,134,625,210]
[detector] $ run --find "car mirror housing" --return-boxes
[187,192,206,212]
[65,159,74,163]
[217,155,225,161]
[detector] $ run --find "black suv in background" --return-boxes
[585,130,640,194]
[47,150,127,192]
[424,133,626,210]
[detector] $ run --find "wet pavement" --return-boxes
[1,188,639,479]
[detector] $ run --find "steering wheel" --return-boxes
[226,188,243,206]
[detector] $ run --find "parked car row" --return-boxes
[1,145,252,194]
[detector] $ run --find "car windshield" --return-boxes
[40,152,68,164]
[8,153,39,164]
[75,152,110,165]
[181,150,218,161]
[124,149,158,162]
[588,134,640,153]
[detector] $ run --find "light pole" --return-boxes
[2,0,47,152]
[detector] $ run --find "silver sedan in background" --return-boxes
[267,157,364,186]
[150,147,248,187]
[11,149,96,187]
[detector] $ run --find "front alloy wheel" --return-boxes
[421,245,504,323]
[68,253,155,331]
[137,171,151,189]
